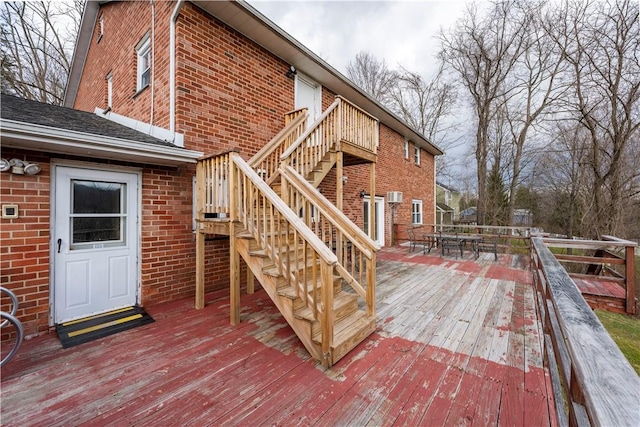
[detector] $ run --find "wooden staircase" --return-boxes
[196,97,379,367]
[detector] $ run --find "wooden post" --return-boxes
[230,222,240,325]
[625,245,636,315]
[195,225,205,309]
[195,159,205,309]
[247,265,255,295]
[228,153,237,221]
[336,152,344,211]
[320,260,334,367]
[367,254,376,317]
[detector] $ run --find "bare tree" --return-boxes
[346,50,458,178]
[439,0,530,225]
[535,122,590,237]
[388,63,457,146]
[501,3,569,227]
[547,0,640,237]
[346,51,397,105]
[0,0,83,105]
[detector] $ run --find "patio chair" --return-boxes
[477,234,499,261]
[407,227,417,252]
[423,234,437,254]
[440,232,463,258]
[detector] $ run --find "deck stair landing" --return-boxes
[196,97,380,367]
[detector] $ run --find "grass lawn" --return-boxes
[596,309,640,376]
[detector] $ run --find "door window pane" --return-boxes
[72,217,121,243]
[73,181,122,213]
[70,180,126,248]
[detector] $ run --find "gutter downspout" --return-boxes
[150,0,155,128]
[170,0,184,144]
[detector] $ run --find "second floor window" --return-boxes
[414,146,420,165]
[137,36,151,91]
[412,199,423,224]
[404,139,409,159]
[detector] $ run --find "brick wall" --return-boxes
[0,149,51,339]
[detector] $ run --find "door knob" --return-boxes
[57,238,62,253]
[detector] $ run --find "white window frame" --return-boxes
[136,35,151,91]
[414,146,420,165]
[404,139,409,159]
[412,199,423,225]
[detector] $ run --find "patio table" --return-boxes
[424,233,482,258]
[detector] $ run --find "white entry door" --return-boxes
[54,166,139,323]
[363,196,385,246]
[295,73,322,125]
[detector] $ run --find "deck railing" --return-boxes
[542,236,637,315]
[249,108,308,185]
[280,96,378,178]
[196,149,235,218]
[280,98,341,178]
[394,223,532,253]
[336,95,378,153]
[281,165,378,317]
[530,237,640,427]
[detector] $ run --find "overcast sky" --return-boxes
[248,0,470,78]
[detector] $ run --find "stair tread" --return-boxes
[294,292,357,321]
[312,310,373,344]
[263,259,321,277]
[277,275,342,298]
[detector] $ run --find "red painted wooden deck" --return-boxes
[1,248,557,426]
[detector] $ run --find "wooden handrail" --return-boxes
[280,98,341,161]
[531,237,640,426]
[282,165,377,257]
[231,154,337,265]
[543,237,637,249]
[249,109,308,184]
[280,165,377,313]
[334,95,378,122]
[542,236,636,315]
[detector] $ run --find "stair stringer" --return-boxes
[234,233,323,362]
[306,150,337,188]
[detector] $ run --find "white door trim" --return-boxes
[364,196,385,247]
[50,160,142,325]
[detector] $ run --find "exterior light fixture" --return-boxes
[286,65,297,79]
[2,159,41,176]
[360,190,366,198]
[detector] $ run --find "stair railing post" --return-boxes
[195,159,205,309]
[321,260,334,367]
[336,96,342,152]
[625,244,636,315]
[366,253,376,317]
[229,152,238,221]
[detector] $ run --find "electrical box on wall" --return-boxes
[2,204,19,219]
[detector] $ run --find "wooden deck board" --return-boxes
[1,247,553,426]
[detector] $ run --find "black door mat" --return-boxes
[56,306,154,349]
